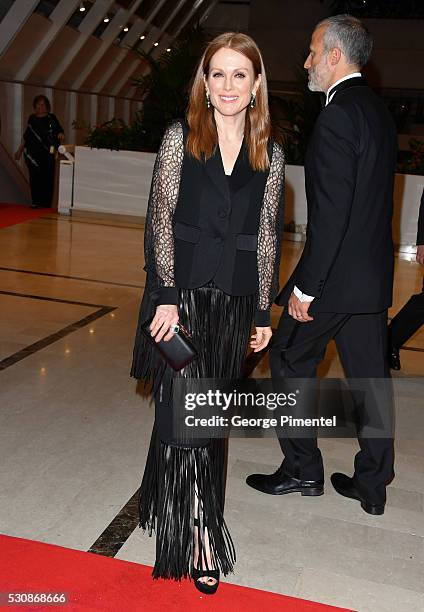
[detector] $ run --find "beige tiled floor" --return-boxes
[0,212,423,612]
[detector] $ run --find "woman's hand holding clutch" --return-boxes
[250,327,272,352]
[149,305,179,342]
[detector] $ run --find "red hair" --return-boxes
[187,32,271,172]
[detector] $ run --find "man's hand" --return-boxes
[250,327,272,352]
[149,305,179,342]
[288,292,314,322]
[416,245,424,265]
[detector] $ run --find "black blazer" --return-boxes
[148,121,285,326]
[276,77,398,314]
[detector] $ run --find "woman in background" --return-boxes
[131,32,285,594]
[15,95,64,208]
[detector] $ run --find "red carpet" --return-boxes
[0,204,52,228]
[0,535,353,612]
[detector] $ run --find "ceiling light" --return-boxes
[153,42,159,47]
[139,34,145,40]
[79,2,86,12]
[123,26,129,32]
[103,16,110,23]
[166,48,171,52]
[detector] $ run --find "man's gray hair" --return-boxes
[316,14,373,68]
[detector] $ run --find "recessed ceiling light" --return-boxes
[154,42,159,46]
[139,35,145,40]
[104,16,109,23]
[166,48,171,52]
[124,26,129,32]
[79,2,86,12]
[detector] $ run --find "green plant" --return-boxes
[73,117,143,151]
[132,25,208,151]
[72,26,208,153]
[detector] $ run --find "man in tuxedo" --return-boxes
[388,189,424,369]
[247,15,398,515]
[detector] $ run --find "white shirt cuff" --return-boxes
[294,285,315,302]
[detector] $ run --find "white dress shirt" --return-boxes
[293,72,362,303]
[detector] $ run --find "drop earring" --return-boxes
[250,92,256,108]
[206,92,211,109]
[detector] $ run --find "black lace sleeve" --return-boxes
[131,121,184,386]
[255,141,285,326]
[144,121,184,305]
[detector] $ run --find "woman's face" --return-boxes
[35,99,48,115]
[205,47,261,119]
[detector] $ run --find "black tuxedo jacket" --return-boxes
[276,77,398,313]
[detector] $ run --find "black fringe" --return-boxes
[177,281,256,381]
[139,433,235,580]
[137,283,255,580]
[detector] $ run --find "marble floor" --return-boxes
[0,211,423,612]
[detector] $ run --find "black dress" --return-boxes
[131,121,285,579]
[23,113,64,207]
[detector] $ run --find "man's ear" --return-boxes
[330,47,342,66]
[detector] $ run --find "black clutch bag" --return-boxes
[140,318,197,371]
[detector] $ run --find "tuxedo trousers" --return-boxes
[270,309,395,505]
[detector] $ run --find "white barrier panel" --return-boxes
[393,173,424,247]
[58,160,74,216]
[284,165,423,246]
[73,146,156,217]
[70,146,423,245]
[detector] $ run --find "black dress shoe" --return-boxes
[331,472,385,515]
[388,347,401,370]
[246,467,324,496]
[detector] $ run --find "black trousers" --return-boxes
[388,277,424,349]
[270,309,395,505]
[25,155,55,207]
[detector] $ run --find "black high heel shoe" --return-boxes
[192,566,220,595]
[192,518,220,595]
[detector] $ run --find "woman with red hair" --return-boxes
[131,32,285,594]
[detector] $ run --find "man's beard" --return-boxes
[307,59,330,93]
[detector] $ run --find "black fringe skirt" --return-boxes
[136,282,256,580]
